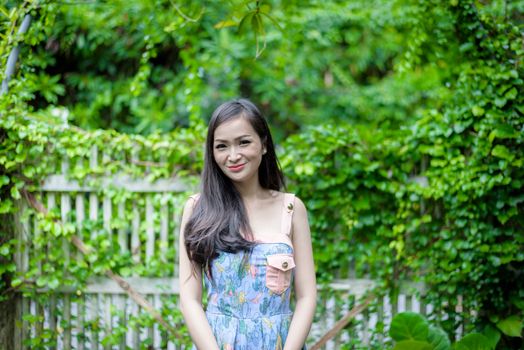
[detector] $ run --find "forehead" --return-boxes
[214,117,258,141]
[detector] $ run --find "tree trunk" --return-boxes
[0,213,15,350]
[0,296,15,350]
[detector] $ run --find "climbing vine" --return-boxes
[0,100,205,347]
[282,1,523,348]
[1,0,523,348]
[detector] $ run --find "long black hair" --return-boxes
[184,99,285,274]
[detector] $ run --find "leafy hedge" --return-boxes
[0,102,204,348]
[1,0,523,348]
[282,1,523,347]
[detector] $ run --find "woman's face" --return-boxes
[213,116,266,185]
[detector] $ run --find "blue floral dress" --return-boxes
[193,193,302,350]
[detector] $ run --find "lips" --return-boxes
[227,163,245,172]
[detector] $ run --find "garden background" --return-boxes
[0,0,523,349]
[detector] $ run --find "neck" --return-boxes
[233,179,265,202]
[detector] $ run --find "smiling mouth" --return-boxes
[227,164,245,171]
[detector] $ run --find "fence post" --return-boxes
[1,14,32,95]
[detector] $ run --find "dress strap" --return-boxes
[280,193,296,237]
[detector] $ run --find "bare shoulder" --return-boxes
[182,194,199,219]
[290,196,312,244]
[292,195,308,215]
[291,195,309,225]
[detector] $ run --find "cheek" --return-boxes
[247,144,264,157]
[213,152,223,168]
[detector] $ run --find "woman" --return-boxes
[178,99,316,350]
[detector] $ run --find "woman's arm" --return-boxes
[178,197,220,350]
[285,196,317,350]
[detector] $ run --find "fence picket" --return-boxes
[14,167,438,349]
[333,295,342,349]
[131,201,140,265]
[154,294,162,348]
[406,294,413,313]
[61,193,71,266]
[50,295,57,350]
[77,296,85,350]
[89,192,98,221]
[103,194,112,236]
[32,214,44,342]
[160,197,168,263]
[75,194,85,253]
[21,203,29,277]
[132,301,140,347]
[60,193,72,349]
[362,308,370,345]
[118,201,127,252]
[45,194,58,349]
[173,202,180,279]
[103,294,112,350]
[91,294,100,350]
[420,299,427,316]
[117,294,127,350]
[74,194,85,350]
[146,195,155,262]
[147,295,154,345]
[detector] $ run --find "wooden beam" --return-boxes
[310,294,376,350]
[34,277,180,294]
[28,277,423,296]
[40,174,187,192]
[22,189,183,340]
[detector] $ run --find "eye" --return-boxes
[239,139,251,146]
[215,143,227,150]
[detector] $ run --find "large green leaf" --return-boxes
[482,325,501,349]
[454,333,491,350]
[496,315,523,337]
[491,145,515,161]
[488,124,519,142]
[427,325,451,350]
[393,340,433,350]
[390,312,429,341]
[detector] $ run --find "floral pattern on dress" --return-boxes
[191,242,297,350]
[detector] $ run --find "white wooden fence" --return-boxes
[13,153,428,349]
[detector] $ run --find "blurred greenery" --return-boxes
[3,0,458,137]
[1,0,524,348]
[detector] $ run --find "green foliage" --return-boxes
[496,316,523,339]
[282,124,407,283]
[0,107,203,345]
[2,0,449,139]
[1,9,205,338]
[0,111,203,345]
[396,3,524,343]
[1,0,524,348]
[454,334,491,350]
[427,326,452,350]
[389,312,509,350]
[281,1,524,348]
[390,312,430,342]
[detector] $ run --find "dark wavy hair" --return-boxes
[184,98,285,274]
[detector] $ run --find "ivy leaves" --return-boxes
[282,1,524,346]
[390,312,523,350]
[214,1,282,58]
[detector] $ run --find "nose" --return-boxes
[228,146,241,162]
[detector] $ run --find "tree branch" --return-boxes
[310,294,375,350]
[21,188,183,340]
[169,0,203,23]
[1,14,32,95]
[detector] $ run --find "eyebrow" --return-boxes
[214,135,253,142]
